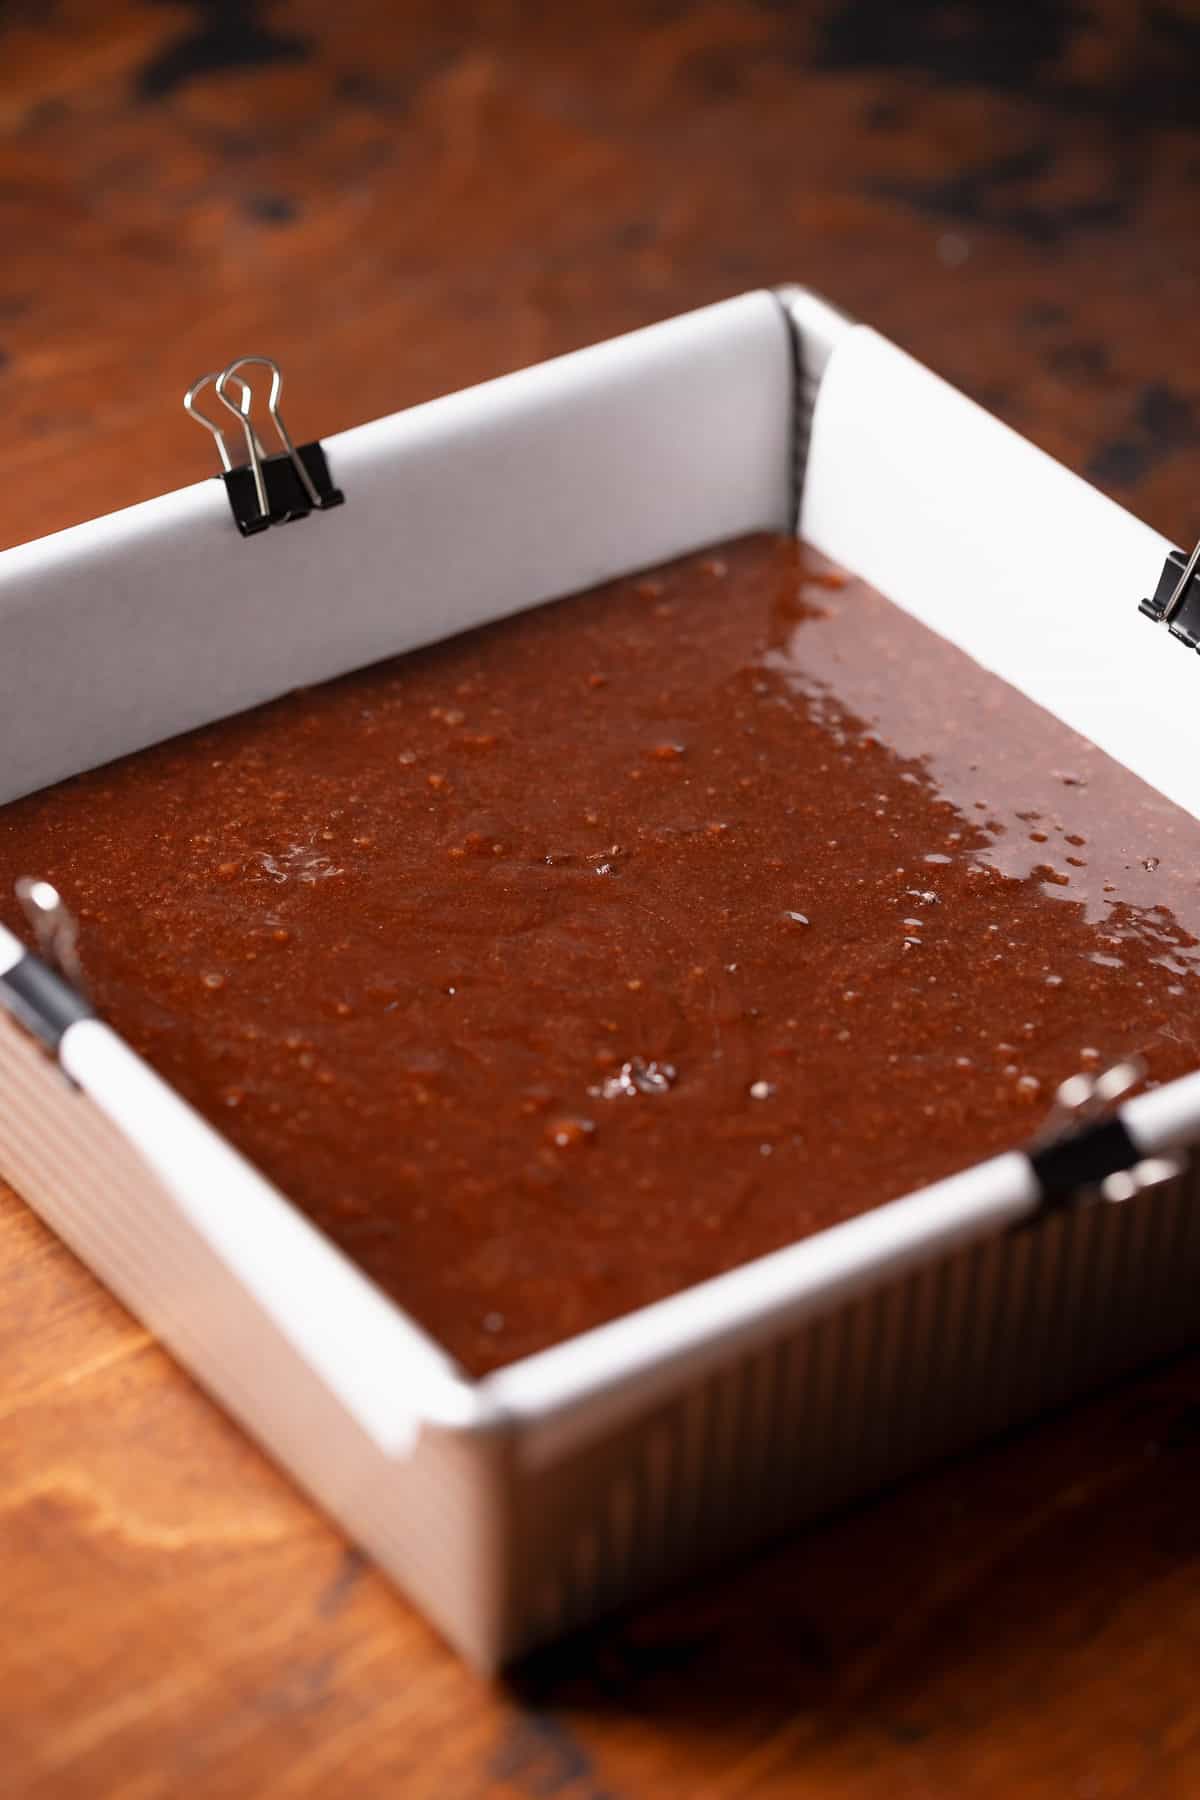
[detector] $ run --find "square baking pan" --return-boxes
[1,288,1199,1671]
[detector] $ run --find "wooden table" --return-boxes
[4,4,1200,1793]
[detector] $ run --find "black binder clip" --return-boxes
[1026,1059,1182,1217]
[184,356,344,538]
[0,879,93,1054]
[1139,536,1200,649]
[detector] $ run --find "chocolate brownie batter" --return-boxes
[3,534,1200,1375]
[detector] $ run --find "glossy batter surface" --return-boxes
[3,534,1200,1376]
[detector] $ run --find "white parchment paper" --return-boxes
[0,292,792,805]
[801,326,1189,818]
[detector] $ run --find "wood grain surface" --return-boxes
[3,3,1200,1794]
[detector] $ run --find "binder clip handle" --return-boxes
[183,370,259,476]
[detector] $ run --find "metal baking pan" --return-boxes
[1,288,1197,1669]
